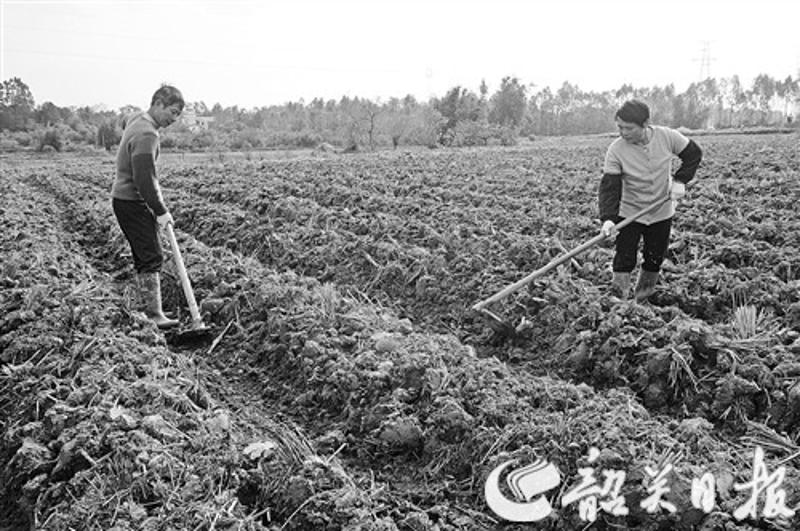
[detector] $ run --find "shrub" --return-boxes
[191,130,216,150]
[96,121,121,151]
[495,125,519,146]
[69,122,95,144]
[66,129,85,144]
[230,137,252,150]
[0,137,17,152]
[230,128,264,150]
[452,120,491,146]
[402,107,444,148]
[38,128,63,152]
[13,131,34,147]
[159,134,177,149]
[294,131,323,148]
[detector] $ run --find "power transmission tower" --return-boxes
[694,41,715,81]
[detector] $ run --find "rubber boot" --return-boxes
[634,270,660,302]
[609,272,631,299]
[138,272,179,329]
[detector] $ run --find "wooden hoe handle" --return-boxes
[472,198,670,311]
[165,223,204,326]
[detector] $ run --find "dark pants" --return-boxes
[112,198,163,273]
[613,217,672,273]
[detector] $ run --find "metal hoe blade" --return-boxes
[166,320,215,347]
[164,224,217,347]
[473,307,517,338]
[471,198,671,335]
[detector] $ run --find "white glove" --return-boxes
[156,212,174,230]
[671,181,686,201]
[601,220,615,237]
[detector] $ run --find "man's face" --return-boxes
[615,117,646,144]
[153,101,183,128]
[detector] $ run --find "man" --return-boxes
[111,84,184,328]
[598,99,702,301]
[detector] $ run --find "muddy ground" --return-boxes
[1,132,799,530]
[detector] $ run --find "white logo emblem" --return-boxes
[485,459,561,522]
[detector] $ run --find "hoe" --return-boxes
[164,223,215,346]
[472,198,670,337]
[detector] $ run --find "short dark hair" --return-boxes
[151,84,185,110]
[615,99,650,126]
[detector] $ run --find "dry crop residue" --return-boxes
[2,133,799,530]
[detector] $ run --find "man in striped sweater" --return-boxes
[111,85,184,328]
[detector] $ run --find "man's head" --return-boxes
[149,84,185,128]
[614,99,650,144]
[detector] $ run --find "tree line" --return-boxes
[1,74,797,153]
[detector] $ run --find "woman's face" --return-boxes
[615,117,647,144]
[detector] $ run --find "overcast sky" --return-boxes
[2,0,799,110]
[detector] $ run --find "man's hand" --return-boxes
[601,220,615,238]
[671,181,686,201]
[156,212,174,230]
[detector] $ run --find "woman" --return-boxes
[598,99,702,301]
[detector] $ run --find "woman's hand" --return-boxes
[601,220,615,238]
[671,181,686,201]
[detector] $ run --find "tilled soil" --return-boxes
[1,133,799,530]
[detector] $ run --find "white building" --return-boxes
[180,103,215,132]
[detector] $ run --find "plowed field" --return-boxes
[2,132,799,530]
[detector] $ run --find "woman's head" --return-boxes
[615,99,650,144]
[615,99,649,126]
